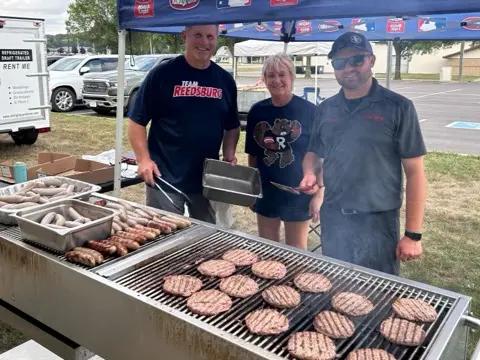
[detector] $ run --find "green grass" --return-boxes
[375,72,480,82]
[0,114,479,355]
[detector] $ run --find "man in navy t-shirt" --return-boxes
[127,25,240,224]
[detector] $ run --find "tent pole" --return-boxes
[459,40,465,82]
[113,29,127,198]
[386,40,393,89]
[314,55,318,103]
[283,42,288,53]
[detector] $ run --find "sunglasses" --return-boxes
[331,54,371,70]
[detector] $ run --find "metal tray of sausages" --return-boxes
[9,199,116,254]
[0,176,101,225]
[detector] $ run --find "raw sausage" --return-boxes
[109,236,140,250]
[65,250,96,267]
[41,212,57,225]
[68,207,83,222]
[2,202,39,209]
[43,178,63,187]
[115,231,147,244]
[54,214,66,226]
[64,221,83,228]
[87,240,116,256]
[73,247,104,264]
[31,188,65,196]
[134,208,151,219]
[103,240,128,256]
[118,199,134,211]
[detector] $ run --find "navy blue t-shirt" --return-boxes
[128,55,240,193]
[245,95,315,206]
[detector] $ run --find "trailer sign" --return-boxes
[0,49,33,62]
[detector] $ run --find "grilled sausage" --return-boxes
[73,247,104,264]
[134,208,152,219]
[163,214,191,228]
[126,227,156,240]
[145,220,172,233]
[134,224,161,236]
[109,236,140,250]
[115,231,147,244]
[94,199,107,207]
[153,218,178,231]
[65,250,97,267]
[87,240,116,256]
[103,240,128,256]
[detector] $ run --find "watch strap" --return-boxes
[404,231,422,241]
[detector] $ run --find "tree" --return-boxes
[72,45,78,54]
[79,47,86,54]
[66,0,118,53]
[57,47,65,54]
[391,40,455,80]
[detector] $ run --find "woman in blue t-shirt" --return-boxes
[245,53,322,249]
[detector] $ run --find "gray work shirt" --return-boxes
[308,78,427,212]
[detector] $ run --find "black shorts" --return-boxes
[253,184,312,222]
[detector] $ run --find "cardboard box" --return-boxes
[37,158,114,185]
[0,153,72,183]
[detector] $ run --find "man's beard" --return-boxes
[336,69,372,90]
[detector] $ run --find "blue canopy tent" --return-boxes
[112,0,480,196]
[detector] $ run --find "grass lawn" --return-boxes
[1,113,479,355]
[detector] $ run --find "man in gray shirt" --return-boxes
[300,32,427,276]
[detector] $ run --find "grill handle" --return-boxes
[463,315,480,360]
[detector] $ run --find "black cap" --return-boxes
[328,32,373,59]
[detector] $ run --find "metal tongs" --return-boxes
[151,175,193,213]
[270,181,301,195]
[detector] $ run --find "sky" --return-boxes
[2,0,75,34]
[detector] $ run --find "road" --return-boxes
[67,78,480,155]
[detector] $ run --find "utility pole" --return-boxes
[458,41,465,82]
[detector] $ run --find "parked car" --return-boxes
[48,55,119,112]
[47,55,66,66]
[82,54,179,115]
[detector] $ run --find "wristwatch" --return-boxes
[404,231,422,241]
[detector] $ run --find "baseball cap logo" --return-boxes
[350,34,362,44]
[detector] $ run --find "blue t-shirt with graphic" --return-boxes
[128,55,240,194]
[245,95,315,206]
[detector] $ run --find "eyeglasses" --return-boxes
[331,54,371,70]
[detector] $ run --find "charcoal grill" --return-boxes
[0,193,478,360]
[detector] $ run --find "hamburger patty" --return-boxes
[197,259,236,278]
[262,285,301,309]
[162,275,202,297]
[294,272,332,293]
[251,260,286,279]
[222,248,259,266]
[380,318,426,346]
[346,349,396,360]
[219,275,259,298]
[392,298,437,323]
[186,290,232,316]
[313,311,355,339]
[331,292,374,316]
[287,332,336,360]
[245,309,289,335]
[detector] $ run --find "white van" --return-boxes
[0,16,50,145]
[49,54,119,112]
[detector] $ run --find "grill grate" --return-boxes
[0,224,197,271]
[113,231,455,360]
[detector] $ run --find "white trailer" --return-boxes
[0,16,50,145]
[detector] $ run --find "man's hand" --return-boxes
[298,174,319,195]
[309,191,323,223]
[396,236,423,262]
[223,155,238,166]
[138,159,161,187]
